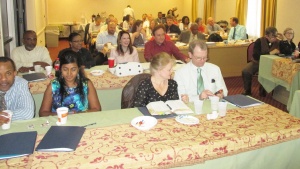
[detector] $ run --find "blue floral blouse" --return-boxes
[51,79,88,113]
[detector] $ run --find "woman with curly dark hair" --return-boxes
[179,16,191,31]
[39,50,101,116]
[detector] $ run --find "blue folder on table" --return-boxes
[35,126,85,152]
[0,131,37,160]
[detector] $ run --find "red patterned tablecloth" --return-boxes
[272,58,300,84]
[29,71,133,94]
[2,104,300,169]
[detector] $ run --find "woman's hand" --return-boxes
[181,94,189,104]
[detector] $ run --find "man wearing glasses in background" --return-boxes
[11,30,52,73]
[242,27,280,97]
[174,40,228,103]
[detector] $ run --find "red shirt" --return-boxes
[144,40,188,62]
[149,34,171,41]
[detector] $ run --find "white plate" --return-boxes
[206,42,216,45]
[175,115,199,125]
[90,70,105,76]
[131,116,158,131]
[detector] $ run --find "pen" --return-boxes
[82,122,96,128]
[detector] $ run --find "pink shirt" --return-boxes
[110,47,139,64]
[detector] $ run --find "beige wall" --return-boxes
[46,0,188,24]
[276,0,300,43]
[46,0,300,43]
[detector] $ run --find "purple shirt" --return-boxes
[144,40,187,62]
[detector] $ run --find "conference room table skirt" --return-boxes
[1,104,300,169]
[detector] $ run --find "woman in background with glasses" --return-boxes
[279,28,298,57]
[57,32,95,68]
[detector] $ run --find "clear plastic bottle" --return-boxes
[54,58,60,77]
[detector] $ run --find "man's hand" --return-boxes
[199,90,214,100]
[270,49,280,55]
[18,67,33,73]
[184,57,190,63]
[0,112,9,126]
[33,61,50,68]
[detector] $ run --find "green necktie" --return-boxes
[197,68,204,95]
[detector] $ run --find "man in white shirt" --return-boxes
[174,40,228,102]
[89,16,103,38]
[123,5,135,19]
[11,30,52,73]
[95,22,118,53]
[228,17,247,41]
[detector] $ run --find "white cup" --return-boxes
[1,110,13,130]
[218,102,228,117]
[56,107,69,125]
[108,67,116,74]
[34,65,41,72]
[107,42,112,49]
[45,66,53,75]
[194,100,204,114]
[209,96,219,111]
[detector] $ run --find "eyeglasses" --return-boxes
[72,40,83,43]
[197,57,208,61]
[286,32,294,35]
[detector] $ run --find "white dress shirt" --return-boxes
[174,62,228,102]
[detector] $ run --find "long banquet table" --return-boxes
[1,100,300,169]
[137,43,249,77]
[258,55,300,112]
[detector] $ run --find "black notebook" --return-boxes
[0,131,37,160]
[35,126,86,152]
[223,94,263,108]
[22,73,47,82]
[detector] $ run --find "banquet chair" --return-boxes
[83,23,91,48]
[247,42,255,63]
[121,73,151,109]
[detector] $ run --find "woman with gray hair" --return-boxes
[279,28,298,57]
[195,17,208,34]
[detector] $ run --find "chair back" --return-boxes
[121,73,151,109]
[247,42,255,62]
[83,23,91,45]
[207,33,223,42]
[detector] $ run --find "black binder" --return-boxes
[0,131,37,159]
[35,126,86,152]
[223,94,263,108]
[22,73,47,82]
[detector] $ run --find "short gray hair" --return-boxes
[188,40,207,54]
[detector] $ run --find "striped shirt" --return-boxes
[4,76,34,121]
